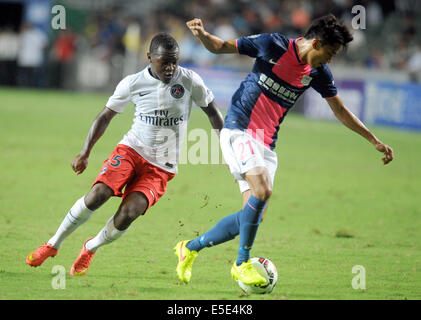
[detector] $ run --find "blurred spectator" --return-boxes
[238,3,262,34]
[401,13,417,44]
[50,29,77,88]
[368,1,383,25]
[1,0,420,91]
[122,18,141,76]
[389,39,411,70]
[290,2,311,33]
[214,16,238,40]
[16,22,48,87]
[0,27,19,85]
[365,48,385,69]
[407,45,421,83]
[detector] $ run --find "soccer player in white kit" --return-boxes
[26,33,224,276]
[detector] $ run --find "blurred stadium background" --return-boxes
[0,0,420,129]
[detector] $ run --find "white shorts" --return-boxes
[220,128,278,193]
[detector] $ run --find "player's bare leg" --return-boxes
[84,182,115,211]
[71,191,148,276]
[244,167,273,202]
[112,191,149,230]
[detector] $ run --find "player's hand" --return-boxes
[186,18,207,37]
[374,141,394,165]
[71,153,89,175]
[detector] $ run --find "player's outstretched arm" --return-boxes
[201,100,224,134]
[186,18,237,54]
[327,95,394,165]
[71,107,117,175]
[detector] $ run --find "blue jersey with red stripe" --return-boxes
[224,33,338,150]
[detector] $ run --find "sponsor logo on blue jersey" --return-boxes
[257,74,300,104]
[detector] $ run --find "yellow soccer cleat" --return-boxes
[231,260,267,286]
[174,240,198,284]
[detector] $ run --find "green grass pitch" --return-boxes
[1,87,420,300]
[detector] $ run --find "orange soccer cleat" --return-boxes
[26,243,59,267]
[70,238,96,276]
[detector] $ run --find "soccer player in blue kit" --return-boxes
[175,14,394,286]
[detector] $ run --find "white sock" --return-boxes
[48,196,94,249]
[85,216,128,252]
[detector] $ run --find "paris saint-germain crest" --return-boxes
[170,84,185,99]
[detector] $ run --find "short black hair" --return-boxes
[149,32,179,54]
[304,14,353,49]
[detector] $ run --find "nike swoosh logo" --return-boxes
[28,253,36,261]
[139,92,150,97]
[268,58,282,66]
[241,158,251,166]
[179,241,186,261]
[73,268,88,275]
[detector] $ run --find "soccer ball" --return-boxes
[237,257,278,294]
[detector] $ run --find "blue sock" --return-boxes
[236,195,266,266]
[186,211,241,252]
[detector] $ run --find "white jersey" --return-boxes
[106,66,214,173]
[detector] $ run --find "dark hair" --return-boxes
[304,14,353,48]
[149,32,179,54]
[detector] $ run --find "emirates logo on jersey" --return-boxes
[170,84,185,99]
